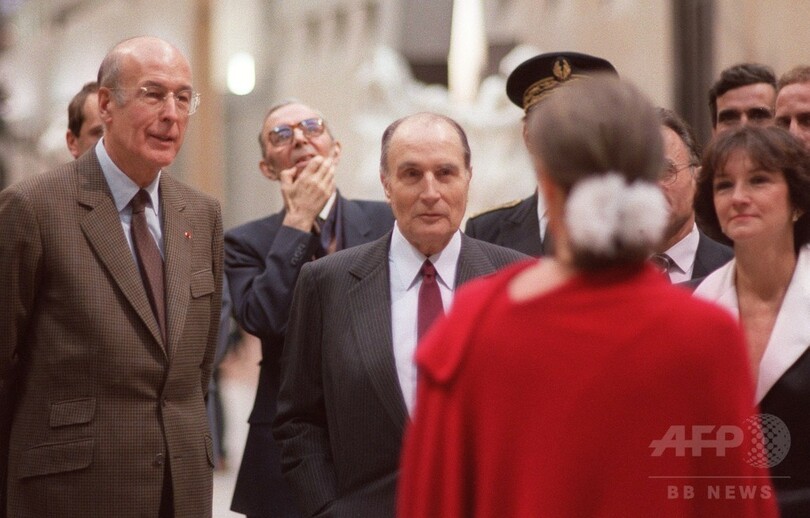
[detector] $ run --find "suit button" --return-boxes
[161,397,167,407]
[155,453,165,466]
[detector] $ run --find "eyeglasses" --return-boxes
[113,85,201,115]
[660,160,696,185]
[268,118,325,147]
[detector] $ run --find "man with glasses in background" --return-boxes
[225,100,394,518]
[709,63,777,136]
[653,108,732,285]
[0,36,222,517]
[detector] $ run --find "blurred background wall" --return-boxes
[1,0,808,230]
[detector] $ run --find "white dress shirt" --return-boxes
[662,223,699,283]
[95,138,163,260]
[318,191,337,220]
[389,223,461,415]
[535,187,548,243]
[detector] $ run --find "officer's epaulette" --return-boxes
[468,199,522,219]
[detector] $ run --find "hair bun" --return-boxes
[564,172,667,256]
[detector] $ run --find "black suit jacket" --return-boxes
[465,191,546,257]
[681,231,734,291]
[225,195,394,516]
[691,230,734,280]
[273,233,527,517]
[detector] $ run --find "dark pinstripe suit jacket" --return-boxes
[225,195,393,517]
[0,151,223,517]
[273,232,527,517]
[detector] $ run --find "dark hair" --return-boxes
[526,75,664,270]
[695,125,810,251]
[379,112,471,175]
[777,65,810,93]
[67,82,99,137]
[658,107,700,164]
[708,63,776,127]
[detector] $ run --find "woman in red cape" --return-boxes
[396,77,778,518]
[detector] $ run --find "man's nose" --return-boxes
[421,174,441,200]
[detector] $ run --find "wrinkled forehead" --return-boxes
[118,57,193,94]
[660,126,690,159]
[777,82,810,108]
[390,119,467,165]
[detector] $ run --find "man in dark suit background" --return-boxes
[656,108,733,283]
[0,36,222,517]
[273,112,526,517]
[225,100,394,518]
[464,51,618,257]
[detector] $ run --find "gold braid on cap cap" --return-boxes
[522,57,589,112]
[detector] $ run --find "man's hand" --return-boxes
[280,153,336,232]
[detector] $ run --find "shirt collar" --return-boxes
[319,191,338,221]
[535,186,547,220]
[95,138,161,212]
[663,223,699,274]
[535,187,548,239]
[389,223,462,292]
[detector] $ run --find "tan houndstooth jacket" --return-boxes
[0,150,223,517]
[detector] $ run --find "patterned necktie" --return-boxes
[315,215,337,258]
[417,260,444,341]
[131,190,166,341]
[650,253,674,282]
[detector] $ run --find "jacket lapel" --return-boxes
[692,231,732,280]
[348,234,409,432]
[340,195,374,248]
[77,154,165,350]
[694,250,810,404]
[455,234,497,286]
[757,247,810,403]
[161,177,193,358]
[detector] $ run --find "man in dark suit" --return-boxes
[225,101,394,518]
[656,108,733,284]
[0,36,222,517]
[273,113,527,517]
[465,51,618,256]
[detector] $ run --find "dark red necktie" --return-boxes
[131,190,166,341]
[417,260,444,341]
